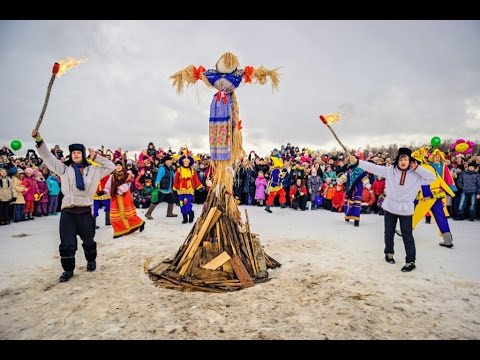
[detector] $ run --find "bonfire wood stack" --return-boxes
[146,185,281,293]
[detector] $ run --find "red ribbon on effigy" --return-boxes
[193,65,205,80]
[236,120,243,130]
[244,66,254,83]
[215,91,229,104]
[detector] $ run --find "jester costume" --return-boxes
[92,175,111,228]
[265,157,287,213]
[411,148,455,248]
[173,153,203,224]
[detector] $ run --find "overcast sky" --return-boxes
[1,20,479,157]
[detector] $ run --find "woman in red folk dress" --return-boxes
[105,160,145,238]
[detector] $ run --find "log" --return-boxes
[191,267,234,281]
[202,241,217,265]
[186,247,203,277]
[177,206,218,272]
[222,261,234,273]
[240,232,257,277]
[244,209,260,275]
[206,208,223,235]
[215,222,223,254]
[252,235,268,279]
[219,217,236,256]
[224,217,242,258]
[202,251,231,270]
[179,206,218,275]
[229,254,254,287]
[150,262,172,276]
[143,257,152,274]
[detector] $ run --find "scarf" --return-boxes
[72,163,85,191]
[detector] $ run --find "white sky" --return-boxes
[1,20,479,157]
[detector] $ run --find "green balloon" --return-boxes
[10,139,22,151]
[431,136,441,147]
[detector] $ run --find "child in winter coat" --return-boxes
[254,170,268,206]
[361,183,376,214]
[321,177,336,210]
[12,168,26,222]
[307,168,323,210]
[46,173,61,215]
[331,183,345,212]
[0,168,17,225]
[34,171,49,216]
[21,167,38,220]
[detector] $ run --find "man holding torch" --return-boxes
[32,130,115,282]
[320,113,436,272]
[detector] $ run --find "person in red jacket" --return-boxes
[361,183,376,214]
[371,175,386,213]
[289,178,308,210]
[331,183,345,212]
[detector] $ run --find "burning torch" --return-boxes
[34,57,87,131]
[319,113,350,156]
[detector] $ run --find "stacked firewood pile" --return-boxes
[145,186,281,293]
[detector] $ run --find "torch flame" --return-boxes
[320,113,341,125]
[56,57,88,78]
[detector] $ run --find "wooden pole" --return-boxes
[35,73,56,131]
[325,123,349,155]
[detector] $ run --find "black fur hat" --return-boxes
[65,143,89,167]
[394,147,412,168]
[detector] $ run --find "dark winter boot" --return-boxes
[145,203,157,220]
[280,204,288,209]
[60,256,75,272]
[28,214,34,220]
[166,203,178,217]
[87,260,96,272]
[182,214,188,224]
[354,220,360,227]
[425,216,431,224]
[139,221,145,232]
[59,255,75,282]
[105,212,111,226]
[82,243,97,272]
[59,271,74,282]
[188,211,194,223]
[265,205,272,213]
